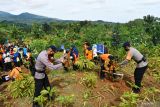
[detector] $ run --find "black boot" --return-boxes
[32,102,41,107]
[73,64,78,71]
[132,87,140,93]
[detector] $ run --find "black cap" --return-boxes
[123,42,130,47]
[49,45,57,52]
[108,55,114,60]
[66,48,70,53]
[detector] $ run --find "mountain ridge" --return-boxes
[0,11,117,24]
[0,11,63,24]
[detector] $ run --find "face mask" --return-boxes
[124,48,129,51]
[49,54,54,57]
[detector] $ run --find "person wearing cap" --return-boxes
[120,42,148,93]
[33,45,65,107]
[99,53,115,80]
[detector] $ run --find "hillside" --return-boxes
[0,11,62,24]
[0,11,117,25]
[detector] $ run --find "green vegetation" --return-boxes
[82,89,93,101]
[7,74,34,98]
[119,92,139,107]
[0,14,160,107]
[55,95,75,107]
[75,57,95,71]
[34,87,59,107]
[80,73,97,88]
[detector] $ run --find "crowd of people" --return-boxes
[0,41,33,81]
[83,41,148,93]
[0,40,148,107]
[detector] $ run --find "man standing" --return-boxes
[120,42,148,93]
[33,45,64,107]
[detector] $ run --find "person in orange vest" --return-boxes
[9,64,22,81]
[0,64,22,83]
[83,42,93,60]
[0,44,3,70]
[99,53,115,80]
[83,41,88,56]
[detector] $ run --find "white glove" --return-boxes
[70,56,73,59]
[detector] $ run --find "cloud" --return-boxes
[69,8,82,14]
[135,0,160,6]
[0,0,160,22]
[82,0,106,4]
[141,0,160,5]
[17,0,49,9]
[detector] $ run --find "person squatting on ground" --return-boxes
[99,53,116,80]
[0,63,22,84]
[120,42,148,93]
[9,64,23,81]
[33,45,65,107]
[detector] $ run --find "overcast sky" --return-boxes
[0,0,160,23]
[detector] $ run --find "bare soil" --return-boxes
[0,66,160,107]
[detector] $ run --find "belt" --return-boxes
[136,57,146,64]
[35,69,45,73]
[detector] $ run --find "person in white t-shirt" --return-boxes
[3,50,12,71]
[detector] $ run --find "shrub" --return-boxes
[119,92,139,107]
[140,87,160,102]
[82,89,93,100]
[80,73,97,88]
[29,39,49,57]
[55,95,75,107]
[34,87,59,107]
[7,74,34,98]
[75,57,95,71]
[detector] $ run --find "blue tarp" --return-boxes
[60,45,65,50]
[97,44,104,54]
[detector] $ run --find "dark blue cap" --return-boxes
[108,55,114,60]
[49,45,57,52]
[123,42,130,47]
[66,48,70,53]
